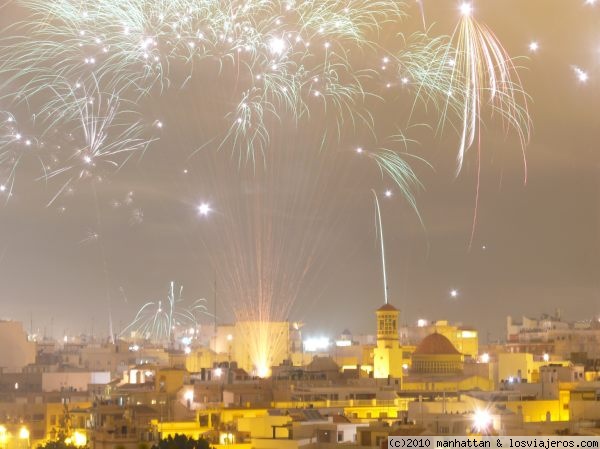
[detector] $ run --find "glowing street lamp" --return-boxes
[65,431,87,448]
[72,431,87,447]
[183,388,194,410]
[472,409,492,434]
[19,426,30,449]
[0,425,8,448]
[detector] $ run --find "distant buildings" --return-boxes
[3,308,600,447]
[0,320,35,373]
[401,319,479,359]
[507,312,600,366]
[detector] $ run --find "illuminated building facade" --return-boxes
[212,321,290,377]
[373,304,403,380]
[402,320,479,359]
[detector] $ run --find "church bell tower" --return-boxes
[373,303,403,379]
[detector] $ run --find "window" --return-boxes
[317,430,331,443]
[199,414,209,426]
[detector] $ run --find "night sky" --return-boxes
[0,0,598,341]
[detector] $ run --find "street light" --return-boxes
[19,427,29,449]
[72,431,87,447]
[184,389,194,410]
[472,410,492,434]
[0,425,8,448]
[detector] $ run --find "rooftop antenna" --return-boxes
[372,190,389,305]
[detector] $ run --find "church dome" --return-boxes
[414,332,460,355]
[411,333,464,375]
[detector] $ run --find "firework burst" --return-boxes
[120,282,211,344]
[0,81,154,203]
[449,3,531,175]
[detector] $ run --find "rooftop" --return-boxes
[377,303,398,312]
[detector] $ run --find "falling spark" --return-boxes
[528,41,539,52]
[198,202,211,216]
[575,67,589,82]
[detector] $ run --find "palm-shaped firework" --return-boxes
[120,282,211,344]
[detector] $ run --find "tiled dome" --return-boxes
[414,332,460,355]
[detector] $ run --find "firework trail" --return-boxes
[442,3,532,246]
[42,83,154,205]
[120,281,211,344]
[449,3,531,176]
[415,0,427,29]
[0,79,154,203]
